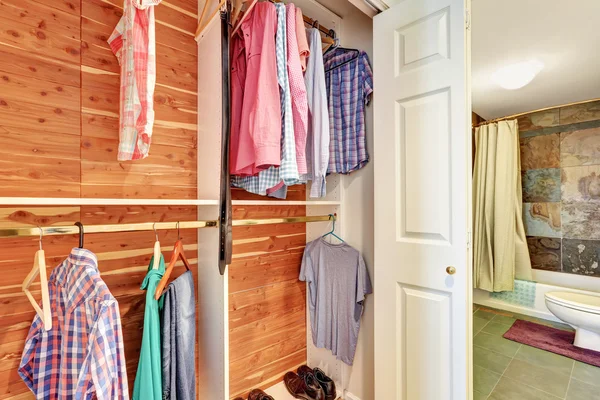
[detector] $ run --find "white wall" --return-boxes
[316,1,375,399]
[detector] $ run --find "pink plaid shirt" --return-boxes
[286,3,308,175]
[108,0,162,161]
[19,249,129,400]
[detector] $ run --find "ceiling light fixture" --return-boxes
[491,60,545,90]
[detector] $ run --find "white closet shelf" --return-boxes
[231,200,341,206]
[0,198,220,206]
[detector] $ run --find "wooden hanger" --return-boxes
[195,0,227,41]
[231,0,244,27]
[152,223,161,270]
[154,223,190,300]
[22,227,52,331]
[231,0,258,35]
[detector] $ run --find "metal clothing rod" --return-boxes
[0,221,218,238]
[0,215,336,238]
[232,214,335,226]
[270,0,335,38]
[473,97,600,127]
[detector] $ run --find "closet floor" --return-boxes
[473,305,600,400]
[264,381,342,399]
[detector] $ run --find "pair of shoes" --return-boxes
[233,388,274,400]
[284,365,336,400]
[248,389,274,400]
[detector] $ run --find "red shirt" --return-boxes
[230,2,282,175]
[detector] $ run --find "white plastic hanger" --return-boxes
[152,223,161,270]
[22,227,52,331]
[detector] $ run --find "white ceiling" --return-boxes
[472,0,600,120]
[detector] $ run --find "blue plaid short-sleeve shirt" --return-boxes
[323,49,373,174]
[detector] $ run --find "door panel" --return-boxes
[374,0,471,398]
[400,285,452,398]
[397,88,451,243]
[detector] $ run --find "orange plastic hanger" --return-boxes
[154,223,190,300]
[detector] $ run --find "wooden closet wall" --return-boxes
[229,188,307,399]
[0,0,199,398]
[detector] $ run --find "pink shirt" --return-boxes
[295,7,310,72]
[230,2,281,175]
[286,3,309,175]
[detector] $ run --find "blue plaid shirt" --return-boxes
[19,249,129,400]
[323,49,373,174]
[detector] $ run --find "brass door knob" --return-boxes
[446,266,456,275]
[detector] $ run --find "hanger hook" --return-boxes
[312,19,319,29]
[74,222,84,248]
[38,226,43,251]
[153,222,158,242]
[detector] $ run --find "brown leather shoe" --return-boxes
[248,388,274,400]
[314,368,336,400]
[284,371,312,400]
[297,365,325,400]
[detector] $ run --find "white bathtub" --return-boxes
[474,270,600,322]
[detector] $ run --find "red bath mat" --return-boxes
[503,319,600,367]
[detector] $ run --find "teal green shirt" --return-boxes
[133,255,165,400]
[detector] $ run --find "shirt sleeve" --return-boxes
[18,316,43,393]
[90,301,130,400]
[299,246,313,283]
[360,53,374,105]
[356,254,373,305]
[295,7,310,71]
[107,16,125,65]
[300,246,318,313]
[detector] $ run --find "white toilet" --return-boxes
[545,291,600,352]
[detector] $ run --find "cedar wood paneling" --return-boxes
[0,0,307,398]
[0,0,198,398]
[229,187,307,399]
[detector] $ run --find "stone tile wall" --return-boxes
[518,100,600,277]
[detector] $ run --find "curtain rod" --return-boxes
[473,97,600,128]
[0,215,336,238]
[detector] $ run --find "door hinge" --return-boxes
[465,10,471,30]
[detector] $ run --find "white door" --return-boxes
[373,0,472,399]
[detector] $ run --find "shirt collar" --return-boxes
[53,248,99,286]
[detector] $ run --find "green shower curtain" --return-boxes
[473,120,532,292]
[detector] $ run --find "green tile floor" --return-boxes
[473,305,600,400]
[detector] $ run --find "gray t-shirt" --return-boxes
[300,237,373,365]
